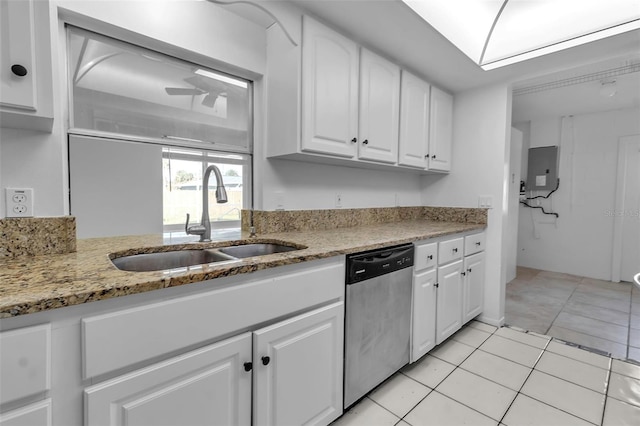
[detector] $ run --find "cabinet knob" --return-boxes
[261,356,270,366]
[461,271,466,276]
[452,248,458,253]
[427,255,433,260]
[467,268,472,273]
[434,283,439,288]
[425,154,429,158]
[362,139,369,145]
[11,64,28,77]
[431,155,436,159]
[476,242,481,246]
[351,137,357,143]
[243,362,253,372]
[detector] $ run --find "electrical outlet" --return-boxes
[5,188,34,217]
[335,193,343,208]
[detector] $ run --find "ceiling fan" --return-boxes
[165,75,227,107]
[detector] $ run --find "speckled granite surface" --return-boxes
[242,206,487,234]
[0,217,76,258]
[0,218,485,318]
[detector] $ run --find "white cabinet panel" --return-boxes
[411,268,437,362]
[0,399,51,426]
[301,15,358,158]
[436,260,463,344]
[253,302,344,426]
[414,241,437,272]
[438,237,463,265]
[399,71,429,169]
[85,333,252,426]
[428,87,453,172]
[0,324,50,405]
[464,232,486,256]
[463,251,485,323]
[358,49,400,164]
[0,0,53,131]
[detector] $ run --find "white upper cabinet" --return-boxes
[0,0,53,132]
[266,14,451,173]
[357,49,400,164]
[399,71,430,169]
[301,16,359,158]
[428,87,453,172]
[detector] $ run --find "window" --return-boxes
[66,26,252,238]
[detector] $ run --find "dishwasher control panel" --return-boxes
[346,244,414,284]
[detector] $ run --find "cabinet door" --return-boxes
[436,260,463,344]
[428,87,453,172]
[358,49,400,164]
[399,71,430,169]
[0,0,37,111]
[463,252,485,324]
[0,399,51,426]
[253,302,344,426]
[411,268,437,362]
[85,333,252,426]
[301,16,358,158]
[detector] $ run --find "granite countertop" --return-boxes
[0,220,484,318]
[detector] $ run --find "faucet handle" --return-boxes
[185,213,206,236]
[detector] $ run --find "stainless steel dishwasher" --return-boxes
[344,243,414,408]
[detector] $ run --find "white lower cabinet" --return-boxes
[463,251,486,323]
[84,302,344,426]
[435,260,464,344]
[85,333,253,426]
[253,302,344,426]
[411,268,437,362]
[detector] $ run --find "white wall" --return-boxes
[0,0,266,219]
[516,107,640,280]
[421,83,513,327]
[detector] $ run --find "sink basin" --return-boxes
[218,243,299,258]
[111,249,237,272]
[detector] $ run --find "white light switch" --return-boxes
[478,196,493,209]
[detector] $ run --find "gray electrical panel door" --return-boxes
[526,146,558,191]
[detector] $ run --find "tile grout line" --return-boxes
[599,357,614,426]
[543,276,583,335]
[399,327,498,424]
[497,334,551,425]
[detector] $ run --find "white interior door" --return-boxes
[615,135,640,282]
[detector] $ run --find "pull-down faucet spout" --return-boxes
[185,165,227,242]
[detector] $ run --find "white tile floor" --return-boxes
[506,267,640,361]
[332,321,640,426]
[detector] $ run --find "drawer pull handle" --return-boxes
[261,356,270,366]
[11,64,28,77]
[243,362,253,372]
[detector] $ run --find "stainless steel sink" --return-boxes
[111,249,237,272]
[218,243,299,258]
[111,243,302,272]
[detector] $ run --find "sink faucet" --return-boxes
[185,165,228,242]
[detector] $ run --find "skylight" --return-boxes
[401,0,640,70]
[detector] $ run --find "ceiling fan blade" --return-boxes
[184,75,213,92]
[201,93,218,108]
[165,87,206,96]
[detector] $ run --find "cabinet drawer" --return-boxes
[0,324,50,405]
[414,242,437,272]
[438,237,463,265]
[464,232,486,256]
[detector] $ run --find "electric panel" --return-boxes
[526,146,558,191]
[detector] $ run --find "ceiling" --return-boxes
[219,0,640,120]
